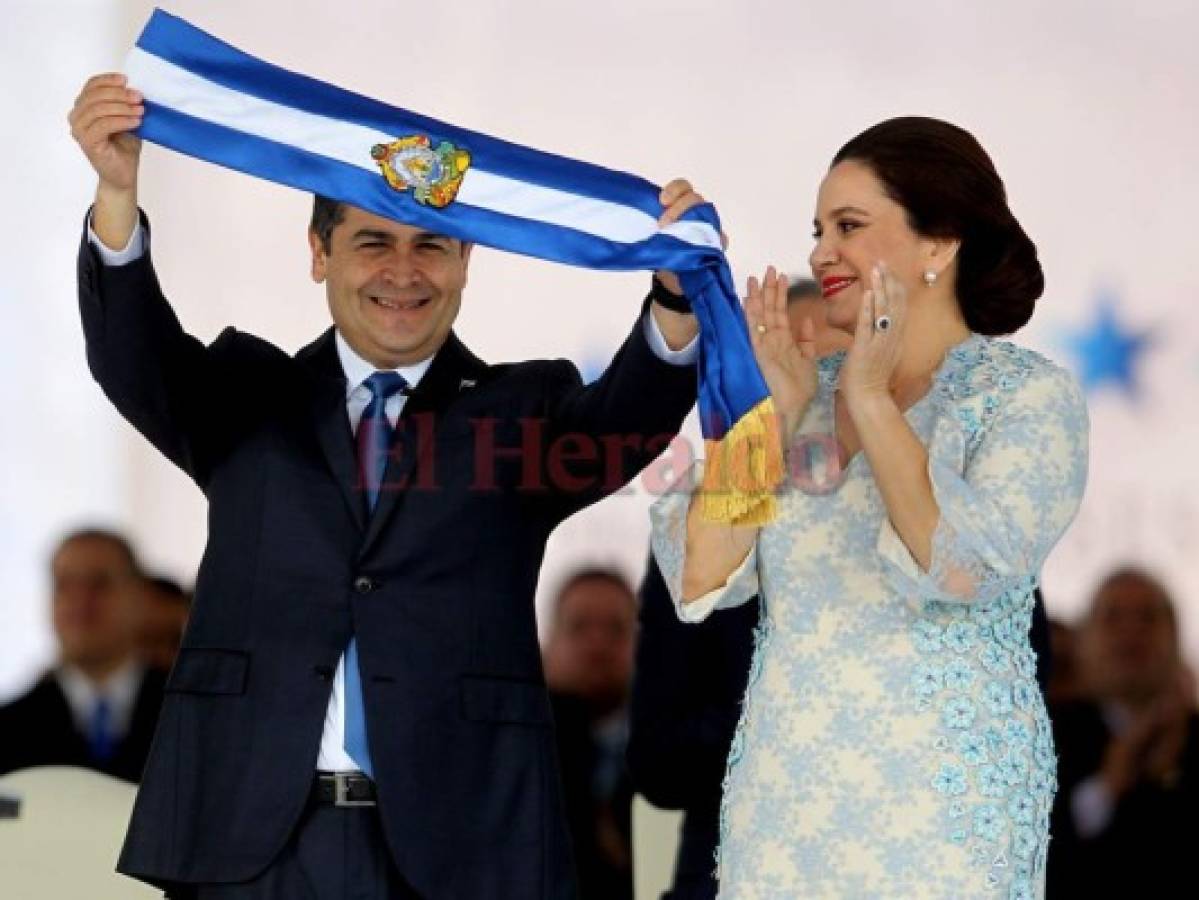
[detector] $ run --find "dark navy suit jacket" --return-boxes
[627,558,758,899]
[77,215,697,899]
[0,668,165,783]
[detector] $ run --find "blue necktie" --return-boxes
[344,371,408,776]
[88,697,115,763]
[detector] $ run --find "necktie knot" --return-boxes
[363,371,408,402]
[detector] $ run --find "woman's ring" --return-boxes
[874,315,892,332]
[756,324,768,334]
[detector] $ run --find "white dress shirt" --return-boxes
[89,217,697,774]
[314,333,433,771]
[56,658,145,742]
[1069,703,1135,838]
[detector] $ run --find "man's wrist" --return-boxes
[648,275,692,314]
[92,182,139,252]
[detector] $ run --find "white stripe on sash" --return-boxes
[126,47,722,250]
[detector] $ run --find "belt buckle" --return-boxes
[333,773,375,808]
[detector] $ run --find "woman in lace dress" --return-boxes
[651,118,1088,899]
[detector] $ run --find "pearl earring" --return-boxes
[923,269,938,287]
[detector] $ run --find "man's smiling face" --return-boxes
[311,204,472,368]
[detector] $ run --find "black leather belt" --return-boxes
[312,772,377,807]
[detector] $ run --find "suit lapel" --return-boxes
[360,332,487,556]
[296,329,368,533]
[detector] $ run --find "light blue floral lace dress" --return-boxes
[650,334,1088,899]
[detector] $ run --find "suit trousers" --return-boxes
[164,802,420,900]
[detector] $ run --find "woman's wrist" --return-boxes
[844,387,896,427]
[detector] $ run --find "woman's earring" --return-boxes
[923,269,938,287]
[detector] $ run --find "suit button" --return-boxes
[353,576,376,594]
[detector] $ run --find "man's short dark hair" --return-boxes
[309,195,469,257]
[786,278,821,305]
[1092,565,1179,636]
[53,527,140,575]
[310,195,347,252]
[551,567,636,627]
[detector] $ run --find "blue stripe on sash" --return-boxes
[137,10,680,220]
[130,6,782,485]
[141,101,720,273]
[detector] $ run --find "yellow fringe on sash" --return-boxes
[698,396,786,525]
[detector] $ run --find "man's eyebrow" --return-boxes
[414,231,454,243]
[351,229,395,242]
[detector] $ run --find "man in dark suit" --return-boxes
[626,556,758,899]
[544,568,640,900]
[136,574,191,673]
[1047,568,1199,899]
[69,74,700,899]
[0,529,165,783]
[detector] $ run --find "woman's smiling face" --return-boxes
[808,159,933,334]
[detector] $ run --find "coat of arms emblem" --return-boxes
[370,135,471,208]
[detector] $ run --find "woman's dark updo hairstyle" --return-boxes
[831,117,1043,336]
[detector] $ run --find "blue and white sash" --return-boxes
[126,9,782,521]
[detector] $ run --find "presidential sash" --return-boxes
[126,9,783,523]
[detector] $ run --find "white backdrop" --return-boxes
[3,0,1197,698]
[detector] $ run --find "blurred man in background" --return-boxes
[785,277,852,357]
[1045,617,1083,706]
[626,555,758,900]
[1048,567,1199,898]
[136,573,190,673]
[0,529,165,782]
[544,567,639,900]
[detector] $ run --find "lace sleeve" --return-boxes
[877,365,1089,605]
[649,462,760,623]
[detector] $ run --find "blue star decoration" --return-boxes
[1061,294,1154,399]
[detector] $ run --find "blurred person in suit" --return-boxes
[1047,567,1199,898]
[0,528,166,782]
[136,573,190,673]
[785,277,853,357]
[544,568,640,900]
[627,556,758,899]
[1045,617,1082,706]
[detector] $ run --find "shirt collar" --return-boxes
[334,331,435,399]
[56,658,145,732]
